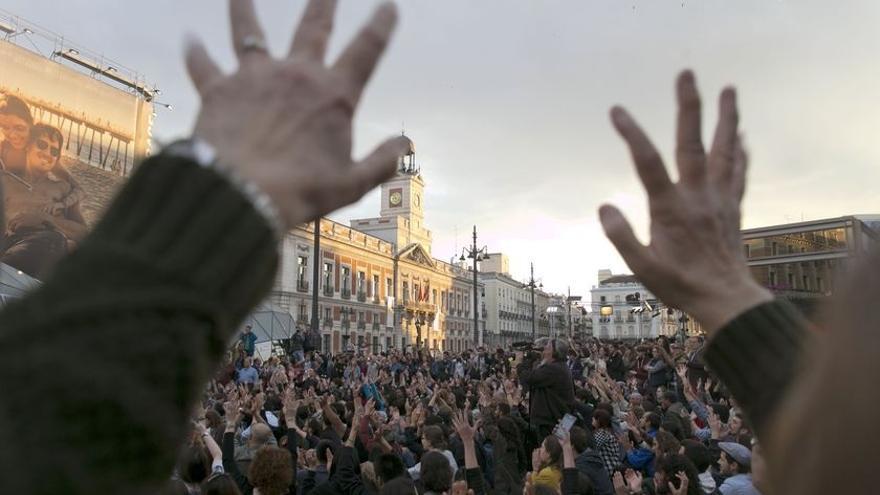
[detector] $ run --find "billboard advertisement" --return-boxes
[0,30,153,280]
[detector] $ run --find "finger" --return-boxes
[290,0,338,60]
[599,204,654,278]
[675,70,706,186]
[610,106,673,197]
[184,36,223,96]
[229,0,269,61]
[731,134,748,202]
[333,2,398,102]
[708,87,739,186]
[337,135,410,205]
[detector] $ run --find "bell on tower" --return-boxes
[398,135,419,175]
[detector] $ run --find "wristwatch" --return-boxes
[163,138,284,242]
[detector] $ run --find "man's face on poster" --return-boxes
[26,134,61,173]
[0,113,31,150]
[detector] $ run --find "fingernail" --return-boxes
[184,32,199,50]
[609,106,628,126]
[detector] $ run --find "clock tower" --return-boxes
[351,137,433,252]
[380,144,425,223]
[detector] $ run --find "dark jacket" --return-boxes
[490,433,525,495]
[575,448,614,495]
[517,356,575,430]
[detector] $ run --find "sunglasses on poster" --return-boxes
[35,139,61,157]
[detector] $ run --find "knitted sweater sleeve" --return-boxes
[702,299,811,438]
[0,155,279,494]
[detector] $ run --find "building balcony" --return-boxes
[323,318,332,328]
[341,320,350,330]
[357,320,366,330]
[296,280,309,293]
[296,314,309,324]
[341,288,351,300]
[400,299,436,314]
[323,285,334,297]
[372,322,381,331]
[373,295,381,304]
[357,291,367,302]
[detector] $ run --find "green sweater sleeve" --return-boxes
[0,154,278,494]
[702,299,810,438]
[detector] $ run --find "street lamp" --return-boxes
[459,225,487,346]
[522,262,542,340]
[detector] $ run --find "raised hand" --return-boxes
[452,410,477,443]
[707,409,722,440]
[675,363,688,379]
[599,71,772,334]
[184,0,411,230]
[613,472,628,495]
[625,469,643,492]
[531,448,542,473]
[669,472,690,495]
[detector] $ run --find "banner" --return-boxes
[0,37,152,279]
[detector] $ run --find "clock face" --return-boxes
[389,191,402,206]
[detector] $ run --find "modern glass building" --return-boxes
[743,215,879,317]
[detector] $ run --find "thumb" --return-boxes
[598,204,653,278]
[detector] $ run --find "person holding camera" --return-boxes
[516,338,575,441]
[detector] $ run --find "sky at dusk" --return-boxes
[4,0,879,301]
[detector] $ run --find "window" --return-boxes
[414,283,420,302]
[600,295,606,303]
[297,256,308,286]
[787,273,794,287]
[432,289,437,305]
[771,242,778,256]
[341,266,351,292]
[323,262,333,290]
[802,275,810,291]
[743,244,750,258]
[322,334,330,353]
[769,271,777,286]
[386,278,393,300]
[403,282,409,303]
[372,274,379,298]
[324,307,332,320]
[357,271,366,293]
[817,277,823,292]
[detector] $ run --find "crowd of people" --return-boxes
[0,0,872,494]
[165,332,762,495]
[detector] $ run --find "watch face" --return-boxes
[389,191,402,206]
